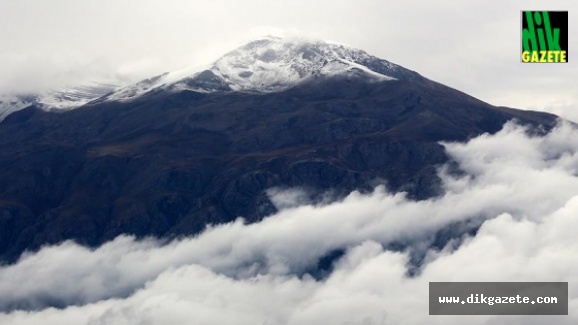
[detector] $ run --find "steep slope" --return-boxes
[0,38,558,262]
[0,95,37,121]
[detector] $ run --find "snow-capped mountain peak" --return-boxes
[40,81,120,109]
[105,37,422,102]
[209,37,396,91]
[0,81,122,121]
[0,37,425,120]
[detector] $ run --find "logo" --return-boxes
[521,11,568,63]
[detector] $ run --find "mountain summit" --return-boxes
[0,37,558,262]
[0,81,120,121]
[104,37,424,101]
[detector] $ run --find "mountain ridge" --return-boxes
[99,37,429,102]
[0,81,121,121]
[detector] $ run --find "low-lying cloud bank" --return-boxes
[1,121,577,324]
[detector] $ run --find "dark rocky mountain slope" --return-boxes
[0,39,558,262]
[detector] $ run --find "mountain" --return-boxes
[0,37,558,262]
[0,81,121,121]
[100,36,423,101]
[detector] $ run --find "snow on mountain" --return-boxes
[0,95,38,121]
[0,81,121,121]
[1,37,423,119]
[40,81,120,109]
[104,37,418,102]
[209,37,397,91]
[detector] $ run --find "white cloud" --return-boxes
[0,122,577,324]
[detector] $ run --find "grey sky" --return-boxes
[0,0,576,120]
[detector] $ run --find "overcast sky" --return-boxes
[0,0,576,120]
